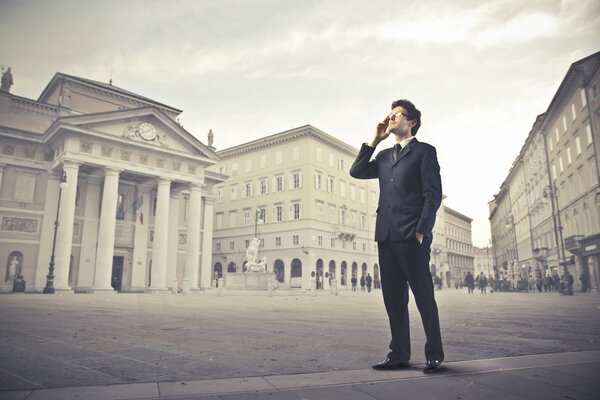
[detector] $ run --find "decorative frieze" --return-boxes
[101,146,114,158]
[121,151,131,161]
[1,217,39,233]
[156,159,165,168]
[2,146,15,156]
[139,154,149,165]
[179,233,187,245]
[24,148,36,159]
[188,164,197,174]
[80,141,93,153]
[172,161,181,171]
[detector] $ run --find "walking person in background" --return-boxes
[366,273,373,293]
[360,274,366,292]
[465,271,475,294]
[351,274,357,292]
[350,98,444,374]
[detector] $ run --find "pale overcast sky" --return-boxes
[1,0,599,247]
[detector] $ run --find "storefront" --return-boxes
[579,233,600,292]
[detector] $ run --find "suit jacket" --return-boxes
[349,138,442,242]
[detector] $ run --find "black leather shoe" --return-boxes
[423,360,444,373]
[372,358,411,370]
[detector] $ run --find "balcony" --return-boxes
[336,224,356,241]
[564,235,584,255]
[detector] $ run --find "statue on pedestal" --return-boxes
[1,67,13,93]
[245,237,267,272]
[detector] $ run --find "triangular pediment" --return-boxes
[52,107,219,161]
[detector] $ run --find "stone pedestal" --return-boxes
[224,272,276,290]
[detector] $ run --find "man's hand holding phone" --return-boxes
[369,116,391,147]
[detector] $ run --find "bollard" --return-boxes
[182,278,190,295]
[311,278,317,297]
[267,277,273,297]
[331,278,338,296]
[217,278,224,297]
[171,279,178,295]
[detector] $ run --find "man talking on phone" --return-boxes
[349,99,444,373]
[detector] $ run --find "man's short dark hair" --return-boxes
[391,99,421,135]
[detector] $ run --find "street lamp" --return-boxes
[43,171,67,294]
[543,185,569,274]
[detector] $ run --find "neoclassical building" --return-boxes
[0,72,224,293]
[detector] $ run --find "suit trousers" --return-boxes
[377,236,444,362]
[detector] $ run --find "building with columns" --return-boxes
[443,206,474,288]
[0,72,224,293]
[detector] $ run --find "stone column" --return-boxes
[200,196,214,289]
[166,192,181,292]
[77,176,102,290]
[92,168,121,292]
[131,187,151,292]
[185,184,202,290]
[149,178,171,291]
[53,161,80,291]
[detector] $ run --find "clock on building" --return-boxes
[137,122,157,141]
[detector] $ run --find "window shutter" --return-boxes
[299,172,303,188]
[299,203,303,219]
[288,174,293,190]
[272,177,277,192]
[315,172,318,189]
[256,182,261,196]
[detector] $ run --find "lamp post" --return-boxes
[43,171,67,294]
[543,185,569,274]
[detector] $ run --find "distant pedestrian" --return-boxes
[477,272,487,294]
[580,273,590,292]
[465,272,475,294]
[366,273,373,293]
[351,275,357,292]
[360,275,366,292]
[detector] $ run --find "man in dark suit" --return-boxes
[349,99,444,373]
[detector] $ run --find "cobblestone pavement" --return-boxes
[0,288,598,393]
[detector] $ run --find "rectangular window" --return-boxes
[567,147,572,165]
[548,136,553,152]
[259,179,268,195]
[291,202,302,220]
[586,125,593,145]
[362,243,367,252]
[274,175,284,192]
[581,88,587,107]
[275,237,281,247]
[576,136,582,155]
[559,156,564,173]
[562,116,567,132]
[273,204,284,222]
[360,188,366,203]
[571,103,576,121]
[245,159,252,172]
[555,127,560,143]
[260,155,267,168]
[229,211,237,227]
[318,235,323,246]
[361,213,366,230]
[216,242,221,252]
[217,187,224,202]
[340,180,346,197]
[351,210,357,226]
[276,151,283,165]
[316,201,323,220]
[316,147,322,161]
[292,147,300,161]
[338,158,345,171]
[328,153,334,167]
[229,241,235,251]
[292,172,302,189]
[350,184,356,201]
[244,209,251,225]
[315,172,322,189]
[293,234,299,245]
[257,207,267,223]
[331,238,335,248]
[230,185,237,200]
[327,177,335,194]
[339,209,346,225]
[231,163,238,176]
[329,205,335,223]
[243,182,253,198]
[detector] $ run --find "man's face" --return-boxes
[387,106,414,136]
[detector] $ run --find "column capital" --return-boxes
[189,183,203,192]
[103,167,123,177]
[203,196,215,206]
[157,177,172,186]
[62,160,82,170]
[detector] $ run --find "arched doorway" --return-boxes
[291,258,302,288]
[373,263,380,289]
[227,262,237,273]
[361,262,368,278]
[352,262,358,281]
[341,261,347,286]
[213,262,223,280]
[274,259,284,283]
[316,259,323,289]
[328,260,336,286]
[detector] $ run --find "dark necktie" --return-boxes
[393,143,402,161]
